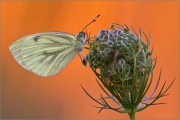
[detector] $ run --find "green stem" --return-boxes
[128,112,135,120]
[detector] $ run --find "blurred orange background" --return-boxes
[1,1,179,119]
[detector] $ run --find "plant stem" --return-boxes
[128,112,135,120]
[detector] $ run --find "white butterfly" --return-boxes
[9,15,100,77]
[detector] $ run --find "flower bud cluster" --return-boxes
[87,24,153,90]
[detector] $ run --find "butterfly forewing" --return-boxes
[9,37,29,70]
[9,32,81,77]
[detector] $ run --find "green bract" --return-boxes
[82,24,175,120]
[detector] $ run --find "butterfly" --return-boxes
[9,14,100,77]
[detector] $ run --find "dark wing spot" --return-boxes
[34,36,41,42]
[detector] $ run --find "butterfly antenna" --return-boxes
[81,14,100,32]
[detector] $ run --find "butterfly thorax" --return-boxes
[74,32,85,52]
[74,38,84,53]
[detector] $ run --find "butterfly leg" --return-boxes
[82,54,88,66]
[78,53,87,66]
[83,38,91,45]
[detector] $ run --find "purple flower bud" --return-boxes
[97,30,107,39]
[100,29,106,33]
[103,30,108,34]
[104,48,111,53]
[117,30,122,35]
[100,40,107,45]
[116,59,126,69]
[108,33,113,38]
[98,33,108,40]
[100,34,104,39]
[104,35,108,39]
[117,40,123,46]
[119,59,125,65]
[113,29,118,34]
[107,40,114,47]
[100,51,107,57]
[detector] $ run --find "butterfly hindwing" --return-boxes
[9,32,80,77]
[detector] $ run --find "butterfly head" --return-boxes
[76,14,100,44]
[76,32,85,45]
[77,31,85,39]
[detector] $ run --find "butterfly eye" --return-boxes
[77,32,85,39]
